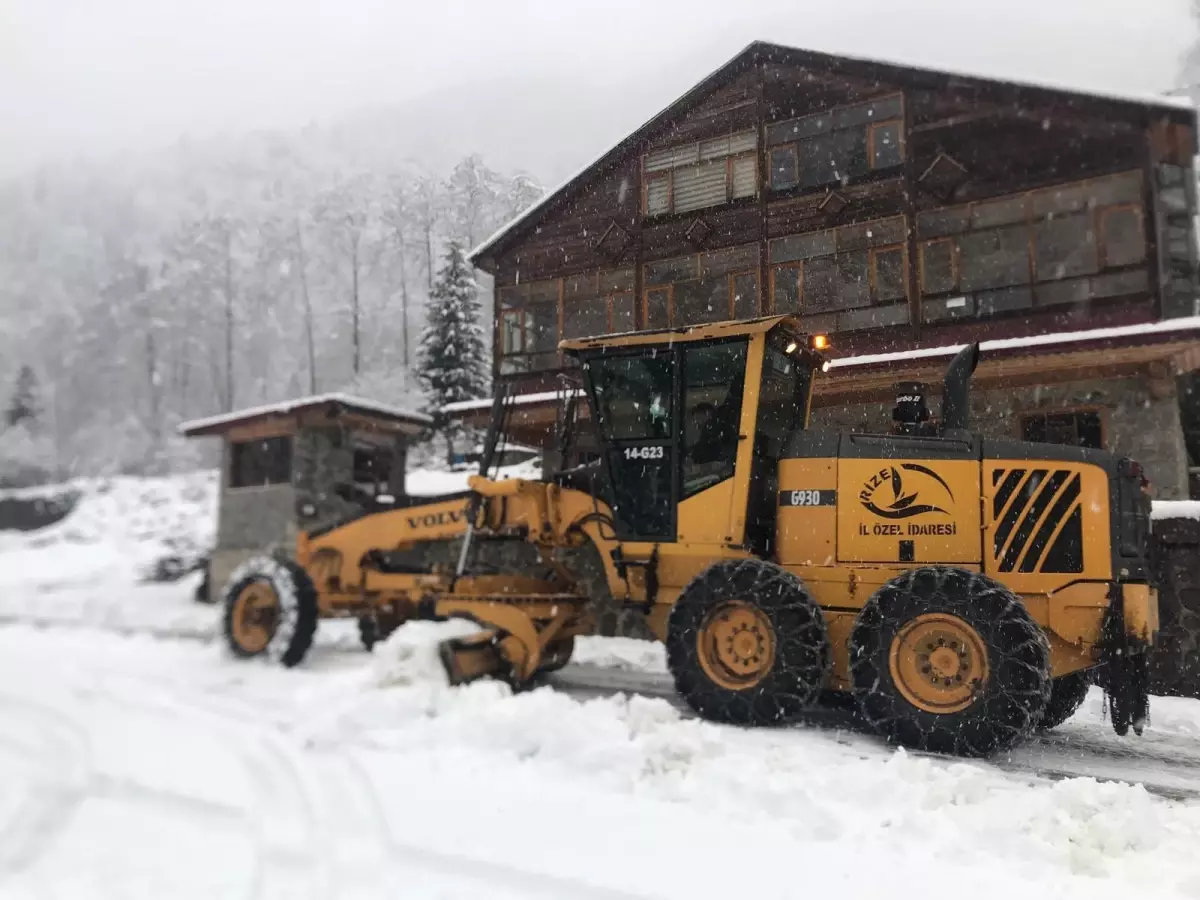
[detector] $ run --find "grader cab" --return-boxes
[220,314,1159,757]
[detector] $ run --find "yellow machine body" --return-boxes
[221,314,1158,751]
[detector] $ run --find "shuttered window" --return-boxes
[643,130,758,216]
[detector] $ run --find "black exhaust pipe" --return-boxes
[941,342,980,435]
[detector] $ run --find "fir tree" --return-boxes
[6,365,40,429]
[416,242,489,464]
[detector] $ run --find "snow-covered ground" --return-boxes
[1,474,1200,898]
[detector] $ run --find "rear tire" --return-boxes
[849,566,1050,756]
[1038,670,1091,731]
[222,556,319,668]
[666,558,830,726]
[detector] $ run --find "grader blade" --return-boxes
[423,593,588,687]
[439,630,508,685]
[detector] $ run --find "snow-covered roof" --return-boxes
[469,39,1193,263]
[443,316,1200,418]
[442,389,583,415]
[828,315,1200,370]
[179,392,431,436]
[1152,500,1200,521]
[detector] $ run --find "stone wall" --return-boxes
[1149,514,1200,698]
[810,373,1190,500]
[293,427,359,535]
[216,486,296,550]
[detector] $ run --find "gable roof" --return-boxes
[179,392,431,438]
[469,40,1194,268]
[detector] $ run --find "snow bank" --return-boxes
[0,471,220,637]
[407,458,543,496]
[1153,500,1200,521]
[290,635,1200,896]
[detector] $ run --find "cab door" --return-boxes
[582,348,678,540]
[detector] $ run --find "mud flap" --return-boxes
[1097,590,1151,737]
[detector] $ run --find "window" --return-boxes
[769,217,909,316]
[958,227,1030,293]
[1020,410,1104,449]
[643,131,758,216]
[561,269,637,340]
[229,436,292,488]
[352,440,394,498]
[646,288,670,328]
[1099,206,1145,269]
[768,94,904,191]
[586,353,673,441]
[869,121,904,169]
[682,342,747,498]
[499,279,560,374]
[920,239,957,294]
[873,247,907,301]
[641,244,760,327]
[917,171,1150,316]
[1034,214,1099,281]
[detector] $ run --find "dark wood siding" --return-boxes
[479,46,1192,395]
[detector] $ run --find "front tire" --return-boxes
[222,556,319,667]
[849,566,1050,756]
[666,558,830,726]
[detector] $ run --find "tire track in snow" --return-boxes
[48,652,663,900]
[0,692,93,878]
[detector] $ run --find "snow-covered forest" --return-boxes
[0,125,544,483]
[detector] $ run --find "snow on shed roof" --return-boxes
[827,315,1200,370]
[469,40,1193,264]
[179,392,431,437]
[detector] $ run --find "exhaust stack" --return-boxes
[941,342,980,435]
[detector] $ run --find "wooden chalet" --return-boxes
[466,40,1200,499]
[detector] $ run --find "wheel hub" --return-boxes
[231,580,280,653]
[697,601,776,690]
[888,613,988,714]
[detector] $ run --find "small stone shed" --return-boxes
[180,393,431,604]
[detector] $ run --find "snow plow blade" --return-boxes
[417,592,591,686]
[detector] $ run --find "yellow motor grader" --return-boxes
[221,314,1159,756]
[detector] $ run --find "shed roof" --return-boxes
[469,40,1194,266]
[179,392,432,438]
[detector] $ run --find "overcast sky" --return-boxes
[0,0,1195,178]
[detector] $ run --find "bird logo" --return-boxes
[859,464,953,519]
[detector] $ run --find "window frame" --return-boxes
[915,170,1149,303]
[1097,203,1146,269]
[498,280,562,370]
[227,434,293,491]
[768,93,907,193]
[919,237,960,295]
[867,119,906,170]
[1018,407,1107,450]
[351,438,396,499]
[767,234,909,313]
[641,269,760,327]
[641,130,759,217]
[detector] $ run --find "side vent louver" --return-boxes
[991,468,1084,574]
